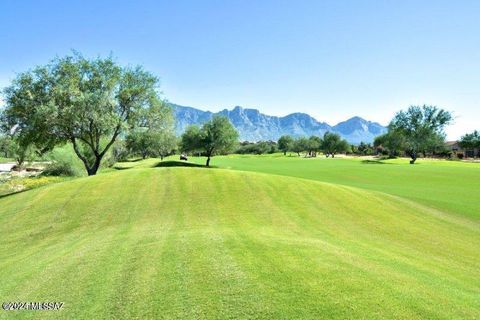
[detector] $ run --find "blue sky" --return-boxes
[1,0,479,139]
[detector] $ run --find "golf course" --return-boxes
[1,156,479,319]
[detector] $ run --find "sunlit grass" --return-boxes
[185,154,480,220]
[0,167,478,319]
[1,154,479,318]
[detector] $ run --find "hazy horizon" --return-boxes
[1,0,479,139]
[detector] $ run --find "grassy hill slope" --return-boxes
[0,167,479,319]
[187,155,480,220]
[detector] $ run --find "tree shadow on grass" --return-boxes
[112,166,131,170]
[0,189,28,200]
[154,160,212,168]
[361,159,393,165]
[112,158,145,170]
[123,158,144,162]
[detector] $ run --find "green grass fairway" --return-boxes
[1,167,479,319]
[186,155,480,220]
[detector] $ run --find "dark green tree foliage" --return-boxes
[0,134,36,168]
[126,101,176,160]
[388,105,452,164]
[181,116,238,166]
[9,137,35,168]
[322,132,349,158]
[156,131,178,160]
[127,130,177,160]
[180,125,202,155]
[290,136,322,157]
[236,141,277,155]
[291,137,309,156]
[277,135,293,155]
[307,136,322,157]
[355,142,375,155]
[459,130,480,150]
[126,130,156,160]
[0,135,14,158]
[110,139,129,162]
[1,53,160,175]
[422,133,448,157]
[374,131,405,158]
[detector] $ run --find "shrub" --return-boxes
[42,160,78,176]
[42,145,83,176]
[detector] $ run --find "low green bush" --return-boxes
[42,145,84,176]
[43,160,78,176]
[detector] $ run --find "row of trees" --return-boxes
[235,140,278,155]
[278,132,350,157]
[177,125,352,166]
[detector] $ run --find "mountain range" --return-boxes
[171,104,387,144]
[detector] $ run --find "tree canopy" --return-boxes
[236,141,277,155]
[126,101,176,160]
[307,136,322,157]
[0,135,14,159]
[181,116,238,166]
[374,131,406,158]
[291,137,309,156]
[459,130,480,150]
[1,53,163,175]
[321,132,349,157]
[277,135,293,155]
[388,105,452,164]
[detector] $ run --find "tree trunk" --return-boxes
[410,152,417,164]
[16,157,25,168]
[284,151,287,156]
[206,156,211,167]
[332,153,335,158]
[85,156,102,176]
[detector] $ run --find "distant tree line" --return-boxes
[235,141,278,155]
[276,132,350,157]
[459,131,480,152]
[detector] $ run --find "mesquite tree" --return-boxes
[126,101,176,160]
[1,53,161,175]
[388,105,452,164]
[181,116,238,166]
[278,135,293,155]
[322,132,349,157]
[459,131,480,153]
